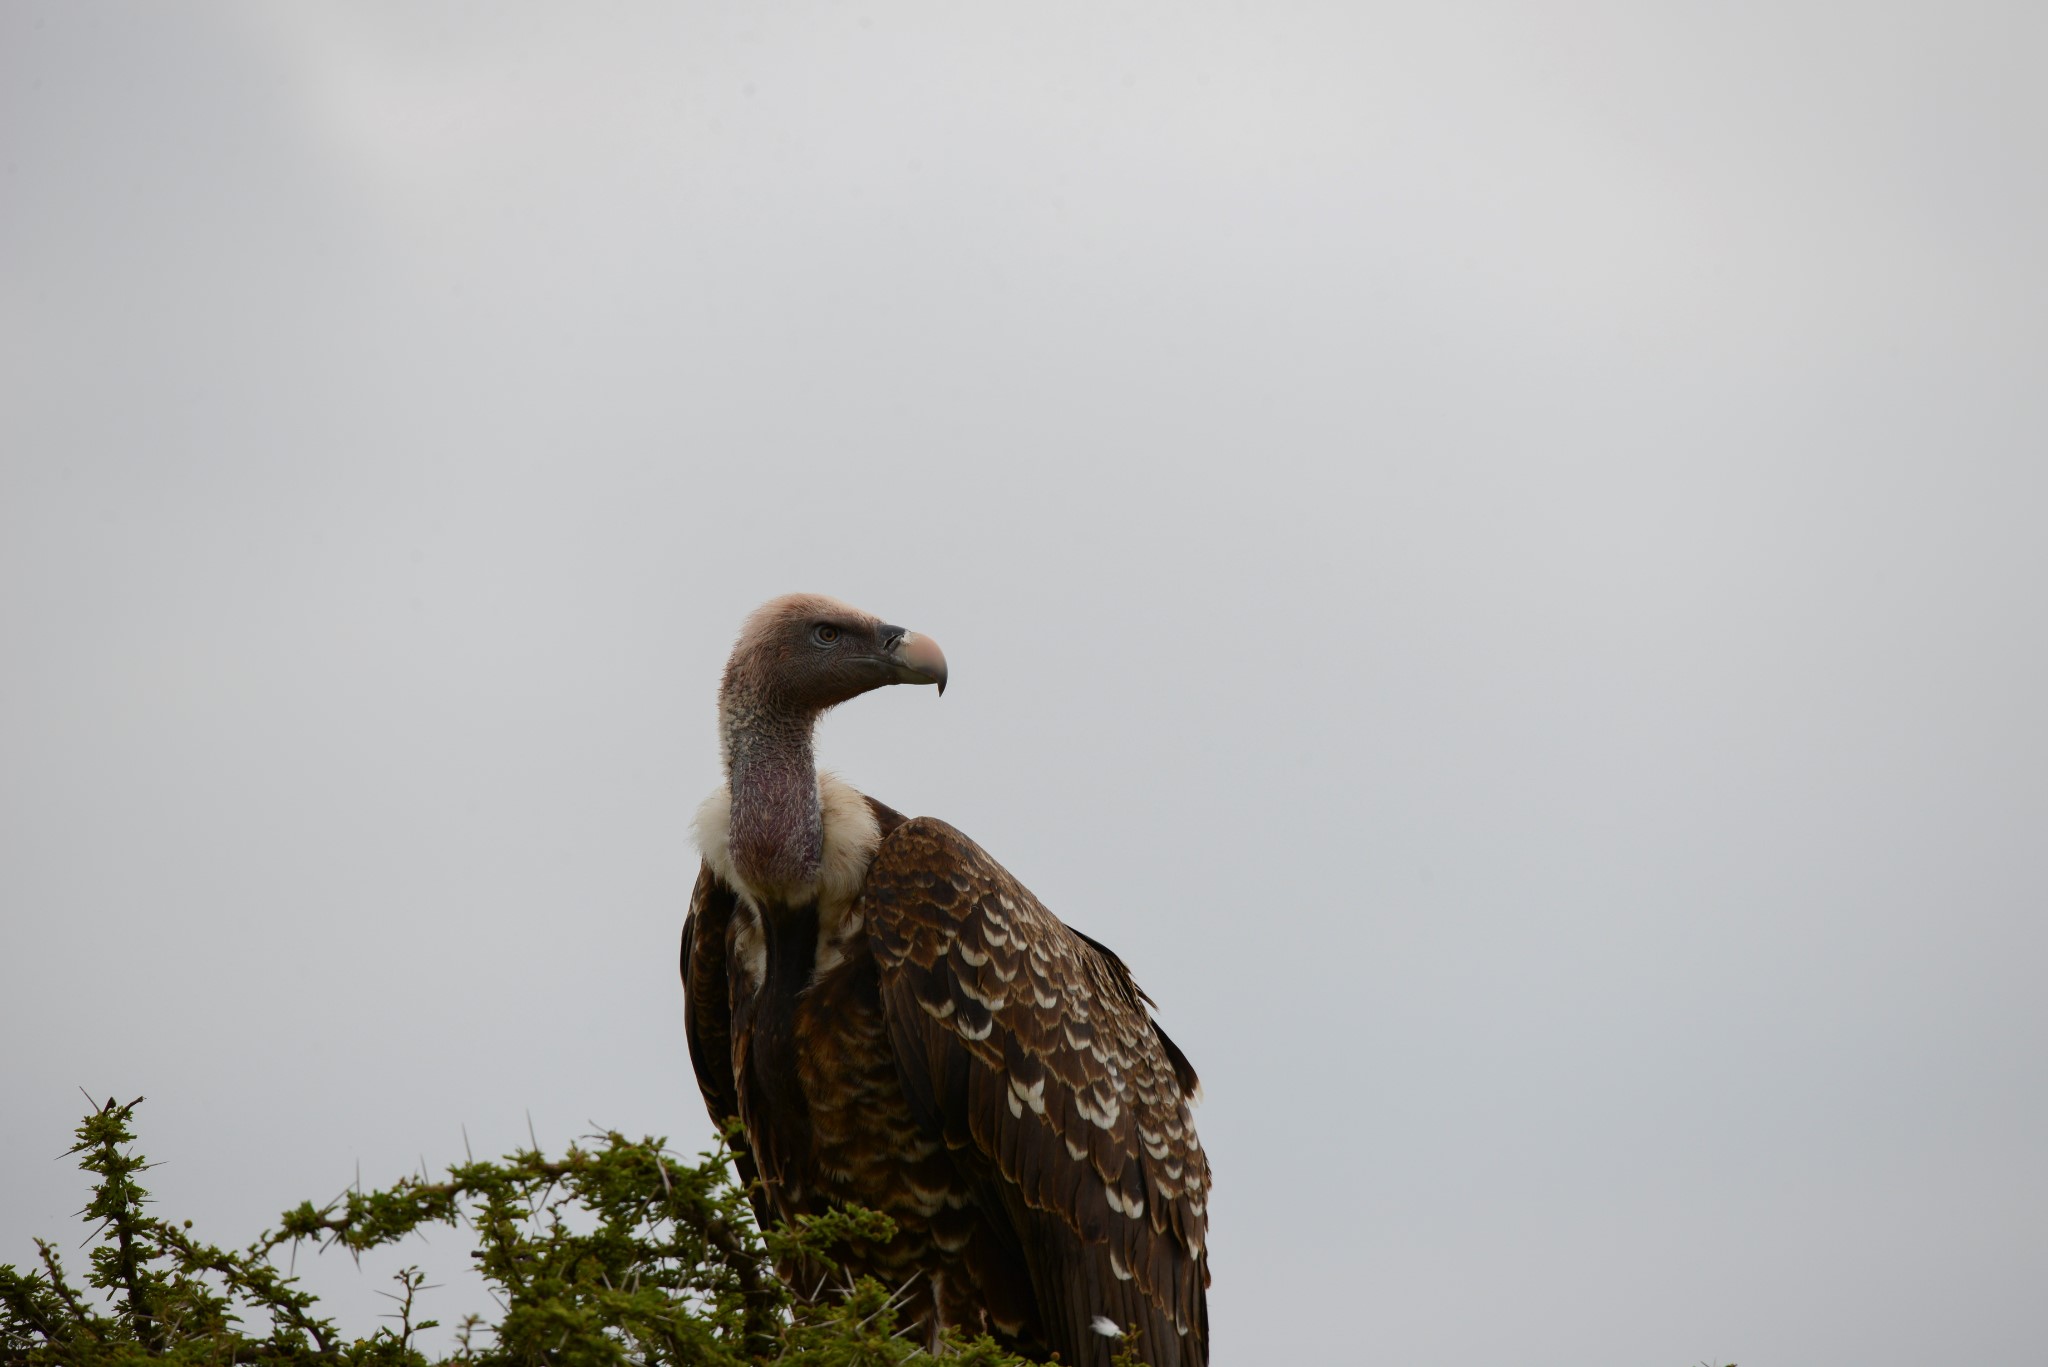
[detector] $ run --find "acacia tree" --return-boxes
[0,1097,1059,1366]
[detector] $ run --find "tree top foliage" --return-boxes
[0,1097,1078,1367]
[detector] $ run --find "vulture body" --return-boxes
[681,595,1210,1366]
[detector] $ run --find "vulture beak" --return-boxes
[884,629,948,695]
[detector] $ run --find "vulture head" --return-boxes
[720,593,947,719]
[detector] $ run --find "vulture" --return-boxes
[681,594,1211,1366]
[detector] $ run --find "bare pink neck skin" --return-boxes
[720,683,822,897]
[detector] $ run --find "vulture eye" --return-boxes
[812,624,841,645]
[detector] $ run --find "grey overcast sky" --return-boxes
[3,3,2044,1363]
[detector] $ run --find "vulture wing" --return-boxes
[680,864,774,1232]
[858,817,1211,1367]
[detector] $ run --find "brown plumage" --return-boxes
[681,594,1210,1366]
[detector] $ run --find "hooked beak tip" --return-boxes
[891,630,948,694]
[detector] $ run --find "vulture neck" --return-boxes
[719,687,824,901]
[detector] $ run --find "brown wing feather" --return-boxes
[858,817,1212,1367]
[680,863,773,1231]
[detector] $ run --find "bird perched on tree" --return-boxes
[681,593,1210,1366]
